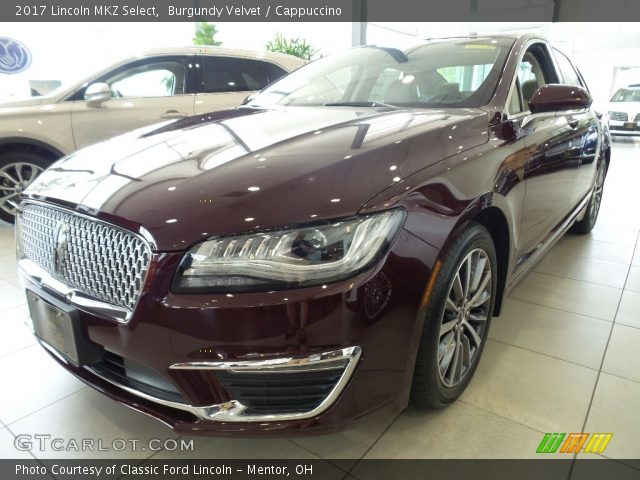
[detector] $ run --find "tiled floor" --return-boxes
[0,139,639,476]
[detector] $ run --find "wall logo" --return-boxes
[0,37,32,74]
[536,432,613,454]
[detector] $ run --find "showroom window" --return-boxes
[553,49,583,87]
[104,60,186,98]
[201,57,287,93]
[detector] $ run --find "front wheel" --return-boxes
[411,222,497,408]
[0,151,49,224]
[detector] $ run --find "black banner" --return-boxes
[2,459,640,480]
[4,0,640,22]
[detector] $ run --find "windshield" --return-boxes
[610,88,640,102]
[248,39,511,109]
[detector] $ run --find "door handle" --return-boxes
[568,118,579,129]
[160,110,187,119]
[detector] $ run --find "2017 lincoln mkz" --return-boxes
[16,35,610,434]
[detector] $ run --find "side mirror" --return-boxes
[84,83,111,106]
[529,84,592,114]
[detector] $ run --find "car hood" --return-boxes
[25,106,489,251]
[0,96,47,108]
[606,102,640,117]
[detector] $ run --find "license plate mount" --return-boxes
[26,289,104,367]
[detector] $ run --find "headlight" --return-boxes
[173,209,406,293]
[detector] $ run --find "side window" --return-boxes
[103,60,185,98]
[510,49,549,114]
[553,49,582,87]
[201,57,285,93]
[261,62,288,84]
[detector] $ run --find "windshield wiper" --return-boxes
[324,101,397,108]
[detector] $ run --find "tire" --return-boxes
[411,222,497,408]
[571,161,606,235]
[0,151,50,224]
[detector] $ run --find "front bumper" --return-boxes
[609,120,640,135]
[19,229,439,434]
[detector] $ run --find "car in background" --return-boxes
[0,47,305,223]
[17,34,610,434]
[607,84,640,136]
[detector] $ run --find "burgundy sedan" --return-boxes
[17,34,609,433]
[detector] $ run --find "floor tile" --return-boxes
[509,272,621,321]
[9,388,177,459]
[534,253,629,289]
[0,279,27,310]
[0,345,86,424]
[585,225,639,246]
[362,403,542,459]
[601,324,640,383]
[0,303,35,358]
[154,437,320,460]
[549,237,635,266]
[615,290,640,328]
[290,410,397,463]
[626,266,640,293]
[0,259,20,288]
[0,426,32,459]
[584,373,640,459]
[460,340,597,433]
[490,299,611,369]
[632,249,640,267]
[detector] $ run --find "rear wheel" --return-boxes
[411,222,497,408]
[571,161,606,234]
[0,151,49,224]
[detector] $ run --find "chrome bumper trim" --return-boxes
[85,346,362,423]
[18,258,131,323]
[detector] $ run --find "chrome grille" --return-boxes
[609,111,628,122]
[19,202,151,312]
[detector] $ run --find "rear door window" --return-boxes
[201,57,287,93]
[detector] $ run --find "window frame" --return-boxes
[506,40,560,118]
[195,54,288,94]
[64,54,195,102]
[551,47,586,90]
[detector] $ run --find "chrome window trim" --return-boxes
[17,200,156,322]
[85,346,362,423]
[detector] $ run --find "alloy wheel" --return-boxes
[589,164,605,224]
[437,248,492,388]
[0,162,43,216]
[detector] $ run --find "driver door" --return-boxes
[69,55,196,149]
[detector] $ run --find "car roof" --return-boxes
[142,46,303,64]
[423,33,541,42]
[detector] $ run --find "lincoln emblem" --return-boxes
[53,221,70,275]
